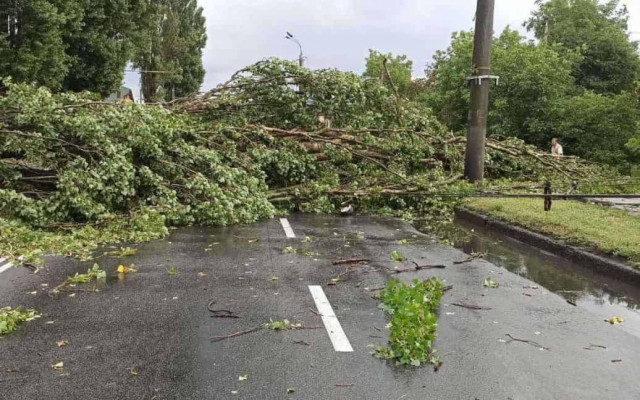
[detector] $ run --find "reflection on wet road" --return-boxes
[432,216,640,338]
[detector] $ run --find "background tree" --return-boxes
[526,0,640,94]
[553,92,639,167]
[0,0,81,91]
[363,50,413,98]
[134,0,207,102]
[62,0,151,96]
[423,28,578,147]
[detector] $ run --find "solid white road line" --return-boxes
[308,285,354,352]
[279,218,296,239]
[0,261,12,274]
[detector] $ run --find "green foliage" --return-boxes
[134,0,207,102]
[363,50,414,97]
[0,0,153,96]
[282,246,297,254]
[0,0,79,91]
[0,209,167,267]
[483,277,499,288]
[526,0,640,94]
[167,266,177,275]
[67,264,106,284]
[389,250,406,262]
[0,307,40,336]
[263,319,302,331]
[551,91,639,168]
[189,58,442,132]
[0,82,275,230]
[424,28,578,147]
[63,0,151,96]
[376,278,444,366]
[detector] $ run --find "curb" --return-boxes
[456,208,640,286]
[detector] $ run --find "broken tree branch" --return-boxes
[332,258,369,265]
[210,326,262,342]
[505,334,550,351]
[451,302,492,310]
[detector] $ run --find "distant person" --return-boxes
[551,138,564,157]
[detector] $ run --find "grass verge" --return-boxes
[465,198,640,266]
[374,278,443,367]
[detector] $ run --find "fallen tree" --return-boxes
[0,60,623,265]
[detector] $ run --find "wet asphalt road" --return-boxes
[1,215,640,400]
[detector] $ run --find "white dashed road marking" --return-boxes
[279,218,296,238]
[308,285,354,352]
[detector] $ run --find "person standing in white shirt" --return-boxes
[551,138,564,157]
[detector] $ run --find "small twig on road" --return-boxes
[335,383,354,387]
[452,302,492,310]
[332,258,369,265]
[611,359,622,363]
[208,300,240,318]
[293,340,310,346]
[583,344,607,350]
[309,308,323,317]
[454,253,486,265]
[233,235,258,241]
[566,299,577,306]
[443,285,453,293]
[505,334,550,351]
[523,293,532,297]
[412,261,446,270]
[210,326,262,342]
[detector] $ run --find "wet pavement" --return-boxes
[589,198,640,216]
[439,216,640,339]
[2,215,640,399]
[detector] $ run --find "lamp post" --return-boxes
[285,31,305,67]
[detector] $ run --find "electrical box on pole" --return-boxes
[464,0,496,183]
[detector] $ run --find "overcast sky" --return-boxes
[124,0,640,100]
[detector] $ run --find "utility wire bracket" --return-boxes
[467,75,500,86]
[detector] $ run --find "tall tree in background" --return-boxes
[63,0,151,96]
[0,0,81,91]
[0,0,151,96]
[135,0,207,102]
[553,92,639,167]
[363,50,413,98]
[526,0,640,94]
[424,29,578,147]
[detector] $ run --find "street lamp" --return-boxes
[285,31,305,67]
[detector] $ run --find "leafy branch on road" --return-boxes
[0,307,40,335]
[50,264,106,295]
[374,278,444,367]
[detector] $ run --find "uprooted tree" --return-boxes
[0,59,622,265]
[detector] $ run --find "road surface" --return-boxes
[1,215,639,399]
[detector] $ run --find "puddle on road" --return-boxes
[420,217,640,338]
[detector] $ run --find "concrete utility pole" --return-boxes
[465,0,496,183]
